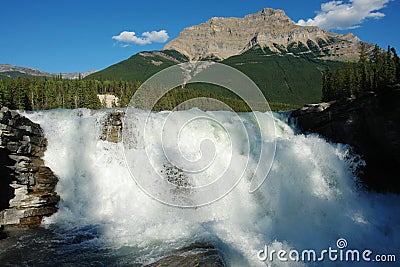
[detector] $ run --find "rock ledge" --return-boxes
[0,107,59,229]
[291,87,400,192]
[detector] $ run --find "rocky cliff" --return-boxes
[0,107,59,233]
[291,86,400,192]
[164,8,363,61]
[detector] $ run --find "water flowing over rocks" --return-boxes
[145,243,226,267]
[1,108,400,266]
[291,86,400,192]
[0,107,60,230]
[164,8,363,61]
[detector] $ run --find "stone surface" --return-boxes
[291,86,400,192]
[99,110,124,143]
[97,94,120,108]
[145,243,226,267]
[0,107,60,227]
[164,8,365,61]
[0,226,6,240]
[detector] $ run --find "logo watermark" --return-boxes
[257,238,397,264]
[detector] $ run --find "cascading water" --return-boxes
[3,108,399,266]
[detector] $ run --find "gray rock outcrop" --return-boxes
[291,86,400,192]
[0,107,59,229]
[164,8,363,61]
[99,110,124,143]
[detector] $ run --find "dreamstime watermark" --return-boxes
[257,238,397,264]
[122,61,276,207]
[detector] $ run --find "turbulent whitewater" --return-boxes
[16,108,400,266]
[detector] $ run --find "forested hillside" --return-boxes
[322,45,400,101]
[3,45,396,112]
[0,76,298,112]
[0,78,139,110]
[87,47,345,106]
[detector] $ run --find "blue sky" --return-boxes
[0,0,398,73]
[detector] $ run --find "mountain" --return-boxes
[58,70,98,79]
[0,64,53,78]
[222,46,343,105]
[87,8,363,106]
[164,8,362,62]
[0,64,97,79]
[87,50,188,81]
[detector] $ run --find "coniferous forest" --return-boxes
[0,77,297,112]
[1,44,398,112]
[0,77,139,110]
[322,44,400,102]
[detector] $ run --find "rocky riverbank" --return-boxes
[0,107,60,238]
[291,86,400,192]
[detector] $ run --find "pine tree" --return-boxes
[0,79,10,107]
[359,43,367,64]
[391,47,400,83]
[332,68,344,99]
[358,43,369,92]
[384,46,396,85]
[342,65,353,97]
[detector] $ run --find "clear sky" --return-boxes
[0,0,398,73]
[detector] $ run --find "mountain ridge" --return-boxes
[0,64,97,79]
[80,7,363,106]
[163,8,363,61]
[87,46,344,106]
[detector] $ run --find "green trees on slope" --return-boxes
[0,77,140,111]
[0,76,298,112]
[322,44,400,102]
[8,44,397,111]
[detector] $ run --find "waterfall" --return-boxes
[23,108,400,266]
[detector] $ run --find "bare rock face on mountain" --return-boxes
[164,8,362,61]
[0,64,97,79]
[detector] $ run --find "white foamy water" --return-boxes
[23,109,400,266]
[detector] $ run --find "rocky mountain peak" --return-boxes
[163,8,363,61]
[245,8,291,22]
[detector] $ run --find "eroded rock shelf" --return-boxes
[0,107,59,230]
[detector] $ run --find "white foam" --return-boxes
[24,109,400,266]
